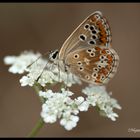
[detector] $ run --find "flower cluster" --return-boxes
[4,51,121,131]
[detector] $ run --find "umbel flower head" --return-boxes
[4,50,121,131]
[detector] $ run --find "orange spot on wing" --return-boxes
[95,79,102,84]
[95,46,101,51]
[100,30,107,37]
[100,68,108,75]
[106,65,111,70]
[96,20,102,25]
[96,74,101,80]
[99,26,105,31]
[101,38,107,44]
[107,55,113,61]
[101,50,106,54]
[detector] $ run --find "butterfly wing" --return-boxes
[65,46,119,85]
[59,11,112,60]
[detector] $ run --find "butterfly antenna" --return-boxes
[27,51,50,69]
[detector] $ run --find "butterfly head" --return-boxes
[49,49,59,62]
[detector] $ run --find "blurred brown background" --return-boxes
[1,3,140,137]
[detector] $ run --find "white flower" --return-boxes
[82,84,121,121]
[4,56,17,65]
[4,51,41,74]
[74,96,84,105]
[4,50,122,131]
[39,90,54,98]
[78,101,89,111]
[75,97,89,111]
[40,89,81,130]
[60,115,79,131]
[20,76,35,86]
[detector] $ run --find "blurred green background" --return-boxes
[1,3,140,137]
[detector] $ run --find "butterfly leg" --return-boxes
[36,60,50,82]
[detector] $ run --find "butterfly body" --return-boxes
[49,11,119,85]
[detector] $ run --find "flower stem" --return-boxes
[33,82,45,103]
[27,83,45,137]
[27,117,44,137]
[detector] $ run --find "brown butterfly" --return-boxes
[48,11,119,85]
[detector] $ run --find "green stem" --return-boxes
[33,83,45,103]
[27,117,44,137]
[27,83,45,137]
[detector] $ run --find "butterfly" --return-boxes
[48,11,119,85]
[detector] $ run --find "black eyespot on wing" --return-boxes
[79,67,84,71]
[77,61,82,65]
[92,73,98,78]
[85,75,90,79]
[90,52,95,56]
[98,65,101,69]
[92,35,96,39]
[94,73,97,77]
[89,40,95,45]
[90,26,94,30]
[94,68,98,71]
[101,56,104,59]
[92,30,97,34]
[84,24,89,29]
[79,34,86,41]
[87,49,91,52]
[73,54,79,59]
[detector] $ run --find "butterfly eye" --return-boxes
[79,34,87,41]
[49,50,58,61]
